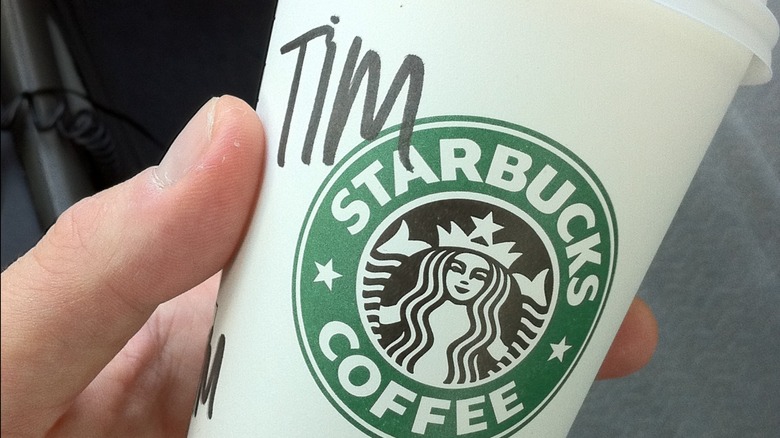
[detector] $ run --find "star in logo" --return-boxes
[548,337,572,362]
[314,259,341,291]
[470,212,504,245]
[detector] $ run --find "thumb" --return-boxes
[1,95,264,432]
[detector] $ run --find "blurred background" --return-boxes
[2,1,777,436]
[574,1,779,436]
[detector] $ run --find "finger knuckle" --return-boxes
[31,196,111,278]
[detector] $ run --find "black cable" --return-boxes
[1,88,163,183]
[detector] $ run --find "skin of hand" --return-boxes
[0,95,657,437]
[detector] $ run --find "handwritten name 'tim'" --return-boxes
[277,16,425,169]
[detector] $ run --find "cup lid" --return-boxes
[652,0,779,85]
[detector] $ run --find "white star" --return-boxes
[314,259,341,291]
[471,212,503,245]
[548,337,572,362]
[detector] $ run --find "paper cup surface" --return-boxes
[188,1,777,437]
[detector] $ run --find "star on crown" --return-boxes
[437,213,521,269]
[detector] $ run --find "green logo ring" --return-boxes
[293,116,617,437]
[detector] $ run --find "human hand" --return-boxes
[1,96,263,436]
[1,95,656,437]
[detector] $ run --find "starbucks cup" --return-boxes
[188,1,778,437]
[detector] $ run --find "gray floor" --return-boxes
[572,2,780,436]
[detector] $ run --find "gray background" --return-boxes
[573,1,780,436]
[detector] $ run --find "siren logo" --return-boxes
[293,116,617,437]
[360,200,555,390]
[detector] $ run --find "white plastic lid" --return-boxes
[653,0,780,85]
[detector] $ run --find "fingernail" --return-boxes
[154,97,219,187]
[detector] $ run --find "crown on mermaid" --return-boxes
[436,213,521,269]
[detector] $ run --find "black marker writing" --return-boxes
[193,327,225,420]
[278,16,424,169]
[278,20,337,167]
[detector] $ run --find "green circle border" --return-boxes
[292,115,619,437]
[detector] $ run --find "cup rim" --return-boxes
[652,0,779,85]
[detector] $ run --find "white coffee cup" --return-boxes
[188,1,777,436]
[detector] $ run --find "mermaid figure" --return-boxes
[378,246,513,384]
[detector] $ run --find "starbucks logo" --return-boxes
[359,197,556,390]
[293,116,617,437]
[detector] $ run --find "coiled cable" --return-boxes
[1,88,162,185]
